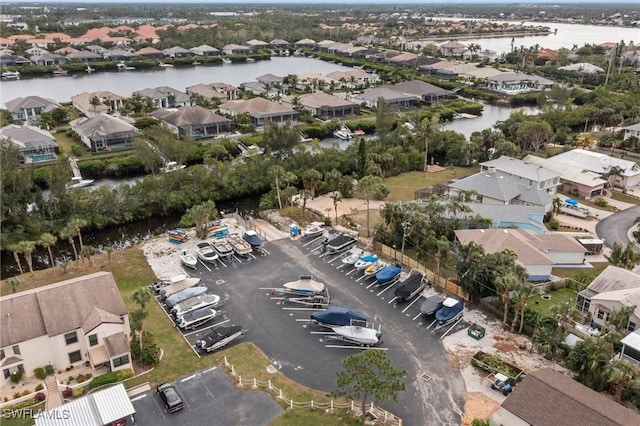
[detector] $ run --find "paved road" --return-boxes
[595,205,640,249]
[183,236,465,426]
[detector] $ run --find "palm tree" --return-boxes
[15,240,36,275]
[301,169,323,198]
[324,168,342,193]
[6,243,24,275]
[90,95,102,115]
[567,338,611,391]
[6,277,21,293]
[59,223,79,261]
[607,306,635,331]
[185,200,218,239]
[512,283,536,333]
[131,287,152,310]
[330,192,342,223]
[70,217,88,252]
[495,272,517,325]
[299,189,311,219]
[532,320,566,362]
[81,245,95,266]
[39,232,58,267]
[268,166,285,209]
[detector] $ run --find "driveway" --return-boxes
[130,367,283,426]
[595,205,640,249]
[174,235,465,426]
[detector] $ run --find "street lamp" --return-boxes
[400,221,411,267]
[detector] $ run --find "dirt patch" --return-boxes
[461,392,500,425]
[492,335,522,354]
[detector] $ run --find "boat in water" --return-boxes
[330,325,382,346]
[211,238,234,260]
[228,233,252,257]
[85,66,95,73]
[158,62,174,68]
[311,306,367,328]
[435,298,464,325]
[195,242,219,264]
[221,58,232,64]
[161,161,186,173]
[196,325,245,353]
[116,62,135,71]
[245,57,255,63]
[242,230,263,250]
[1,71,21,80]
[394,269,427,302]
[375,264,402,285]
[66,176,95,190]
[332,129,352,140]
[180,250,198,269]
[52,68,68,76]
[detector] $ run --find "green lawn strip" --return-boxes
[53,132,80,156]
[384,167,479,201]
[552,262,609,280]
[527,286,578,318]
[609,191,640,206]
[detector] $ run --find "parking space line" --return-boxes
[345,268,357,276]
[413,312,423,321]
[198,258,212,272]
[388,296,399,305]
[181,374,196,382]
[182,319,229,337]
[325,345,389,351]
[282,307,322,311]
[377,283,396,296]
[401,295,423,313]
[130,395,147,402]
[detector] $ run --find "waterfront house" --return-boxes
[30,53,68,66]
[0,272,131,388]
[71,115,140,152]
[71,91,125,117]
[66,50,103,62]
[190,44,220,56]
[186,82,240,102]
[163,46,193,58]
[623,123,640,140]
[239,81,282,99]
[325,69,379,88]
[218,98,298,127]
[439,41,468,56]
[269,39,290,50]
[0,54,31,67]
[136,46,164,59]
[151,106,235,139]
[484,72,554,94]
[5,96,61,123]
[352,87,420,109]
[0,124,58,164]
[133,86,193,108]
[222,44,252,55]
[245,39,270,50]
[294,38,316,49]
[281,92,360,119]
[548,149,640,189]
[480,156,561,195]
[389,80,456,104]
[104,49,137,61]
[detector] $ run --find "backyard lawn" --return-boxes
[527,286,578,318]
[383,166,479,201]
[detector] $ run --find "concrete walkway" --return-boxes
[249,218,289,241]
[45,375,63,410]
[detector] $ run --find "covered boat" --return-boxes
[311,306,367,327]
[160,277,202,300]
[196,242,219,263]
[342,248,365,265]
[242,230,263,250]
[331,326,382,346]
[177,307,217,330]
[420,294,446,316]
[325,234,357,254]
[228,234,252,257]
[196,325,245,353]
[354,254,379,270]
[301,221,325,238]
[165,286,208,308]
[375,265,402,285]
[393,270,427,302]
[283,275,325,295]
[435,298,464,324]
[211,238,233,259]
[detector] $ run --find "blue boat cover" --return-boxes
[435,299,464,322]
[360,255,378,262]
[311,306,366,326]
[376,265,402,283]
[242,231,262,248]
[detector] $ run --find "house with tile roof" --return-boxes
[133,86,193,109]
[294,38,316,49]
[0,124,58,164]
[5,96,61,123]
[70,115,140,152]
[151,106,235,139]
[0,272,131,387]
[186,82,240,102]
[282,92,359,119]
[492,368,640,426]
[163,46,193,58]
[71,91,125,117]
[222,44,252,55]
[136,46,164,59]
[269,39,290,49]
[190,44,220,56]
[576,266,640,333]
[218,98,298,127]
[454,228,586,281]
[66,50,103,62]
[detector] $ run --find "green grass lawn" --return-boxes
[609,191,640,206]
[384,167,479,201]
[527,286,578,318]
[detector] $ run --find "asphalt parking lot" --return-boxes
[130,366,283,426]
[156,235,466,426]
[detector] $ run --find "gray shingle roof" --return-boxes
[5,96,60,113]
[389,80,453,97]
[71,115,138,139]
[482,155,560,182]
[586,265,640,294]
[151,106,232,126]
[0,124,57,150]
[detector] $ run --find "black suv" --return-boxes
[156,382,184,413]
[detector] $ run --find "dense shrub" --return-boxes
[10,371,22,383]
[44,364,55,376]
[35,393,45,402]
[72,388,84,398]
[4,398,40,412]
[62,387,72,398]
[35,384,44,392]
[89,369,134,389]
[34,367,46,380]
[594,197,608,207]
[547,218,559,230]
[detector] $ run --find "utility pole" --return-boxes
[399,221,411,267]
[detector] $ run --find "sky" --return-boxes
[3,1,636,4]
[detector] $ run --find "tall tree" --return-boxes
[6,243,24,275]
[354,176,389,237]
[330,191,342,223]
[268,166,285,210]
[333,350,406,426]
[512,282,536,333]
[495,271,518,325]
[182,200,218,239]
[59,223,79,261]
[301,169,323,198]
[324,168,343,193]
[567,337,611,391]
[131,287,152,310]
[15,240,36,275]
[70,217,88,252]
[39,232,58,267]
[416,114,441,174]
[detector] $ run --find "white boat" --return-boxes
[177,307,217,330]
[171,293,221,318]
[354,254,379,270]
[228,234,252,257]
[211,238,234,260]
[52,68,68,76]
[158,62,174,68]
[301,221,325,238]
[363,261,386,278]
[2,71,21,80]
[66,176,95,189]
[331,325,382,346]
[116,62,135,71]
[332,129,351,140]
[195,242,219,263]
[180,250,198,269]
[283,275,325,296]
[196,325,245,353]
[245,58,255,63]
[221,58,232,64]
[165,286,207,308]
[85,66,95,73]
[342,248,365,265]
[161,161,186,173]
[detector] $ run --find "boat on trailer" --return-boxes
[330,325,382,346]
[165,286,208,308]
[196,325,245,353]
[242,230,263,250]
[375,264,402,286]
[310,306,367,328]
[301,222,325,238]
[196,242,219,263]
[354,254,379,270]
[279,275,329,308]
[211,238,234,260]
[341,248,365,265]
[363,261,386,278]
[171,293,221,318]
[435,298,464,325]
[180,250,198,269]
[228,234,252,257]
[394,270,427,302]
[420,294,446,316]
[325,233,357,254]
[177,307,217,330]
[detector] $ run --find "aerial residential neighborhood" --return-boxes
[1,2,640,426]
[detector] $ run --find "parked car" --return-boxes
[156,382,184,413]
